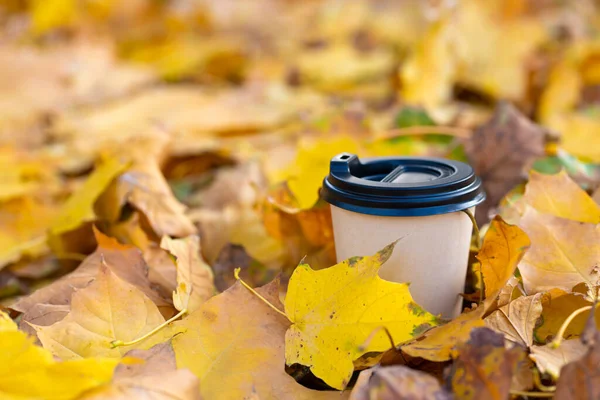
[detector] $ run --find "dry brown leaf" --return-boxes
[349,365,451,400]
[466,102,546,224]
[484,293,544,347]
[83,342,201,400]
[530,340,587,379]
[12,229,170,335]
[449,328,525,400]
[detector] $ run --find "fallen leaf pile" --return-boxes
[3,0,600,399]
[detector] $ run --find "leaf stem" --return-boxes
[533,368,556,392]
[234,268,290,321]
[358,326,396,352]
[462,209,481,249]
[111,308,187,348]
[551,305,594,348]
[509,390,554,398]
[462,209,483,306]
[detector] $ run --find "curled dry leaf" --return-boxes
[12,229,170,335]
[484,293,544,347]
[530,339,587,379]
[518,207,600,294]
[497,276,522,308]
[83,342,201,400]
[171,279,339,400]
[349,365,451,400]
[284,242,439,390]
[0,311,119,399]
[115,160,196,238]
[160,235,215,313]
[465,102,546,224]
[476,216,530,302]
[449,328,525,400]
[35,264,167,360]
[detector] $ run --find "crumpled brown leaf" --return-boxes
[449,328,525,400]
[349,365,451,400]
[160,236,215,313]
[466,102,546,224]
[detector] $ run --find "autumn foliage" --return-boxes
[3,1,600,399]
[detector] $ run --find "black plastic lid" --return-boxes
[322,153,486,217]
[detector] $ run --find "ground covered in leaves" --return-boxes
[2,1,600,399]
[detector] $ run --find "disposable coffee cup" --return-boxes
[322,153,485,318]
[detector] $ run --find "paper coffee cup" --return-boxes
[322,153,486,318]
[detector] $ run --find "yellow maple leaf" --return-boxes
[160,235,215,313]
[0,311,118,399]
[284,242,440,390]
[522,171,600,223]
[476,216,530,300]
[35,263,167,360]
[50,157,128,236]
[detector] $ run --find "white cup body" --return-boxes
[330,205,474,318]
